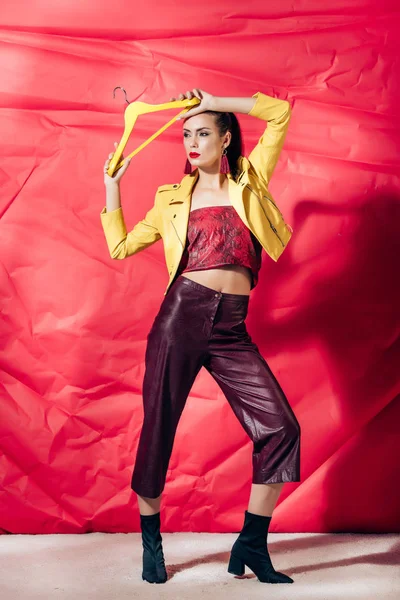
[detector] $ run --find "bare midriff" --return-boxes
[181,265,252,295]
[181,180,252,296]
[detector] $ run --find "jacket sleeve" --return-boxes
[247,91,292,187]
[99,200,161,259]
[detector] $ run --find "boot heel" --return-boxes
[228,553,245,576]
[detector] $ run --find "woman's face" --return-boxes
[182,113,231,171]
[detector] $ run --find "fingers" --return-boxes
[179,91,193,100]
[170,89,202,102]
[104,141,122,174]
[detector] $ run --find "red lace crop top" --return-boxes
[176,205,263,289]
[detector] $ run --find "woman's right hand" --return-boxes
[104,142,131,185]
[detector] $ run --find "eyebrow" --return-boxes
[183,127,212,132]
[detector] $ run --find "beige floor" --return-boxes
[0,532,399,599]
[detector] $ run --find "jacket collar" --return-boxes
[168,156,250,205]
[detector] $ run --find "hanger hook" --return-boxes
[112,86,131,104]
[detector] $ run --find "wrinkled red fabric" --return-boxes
[0,1,399,535]
[177,206,263,289]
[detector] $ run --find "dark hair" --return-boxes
[205,111,243,181]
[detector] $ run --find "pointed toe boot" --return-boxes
[140,512,168,584]
[228,510,293,584]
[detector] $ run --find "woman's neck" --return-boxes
[196,169,228,190]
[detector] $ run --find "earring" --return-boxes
[184,158,192,174]
[220,147,230,174]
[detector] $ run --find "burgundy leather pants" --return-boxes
[131,274,301,499]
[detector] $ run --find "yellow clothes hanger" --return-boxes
[107,91,201,176]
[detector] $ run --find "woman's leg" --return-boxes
[131,276,212,502]
[137,494,161,516]
[133,277,215,584]
[204,321,301,487]
[204,298,299,583]
[248,482,285,516]
[131,311,205,502]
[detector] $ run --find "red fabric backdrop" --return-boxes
[1,0,399,534]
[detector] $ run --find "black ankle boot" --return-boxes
[228,510,293,584]
[140,512,168,584]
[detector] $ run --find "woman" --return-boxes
[101,88,300,585]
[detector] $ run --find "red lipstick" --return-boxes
[189,152,200,158]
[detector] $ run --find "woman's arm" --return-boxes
[212,95,257,115]
[100,185,161,259]
[105,181,121,212]
[215,92,292,187]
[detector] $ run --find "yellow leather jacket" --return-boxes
[100,91,293,296]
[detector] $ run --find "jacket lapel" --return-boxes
[168,169,199,206]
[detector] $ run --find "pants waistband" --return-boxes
[177,275,250,303]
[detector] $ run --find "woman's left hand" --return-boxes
[170,88,217,119]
